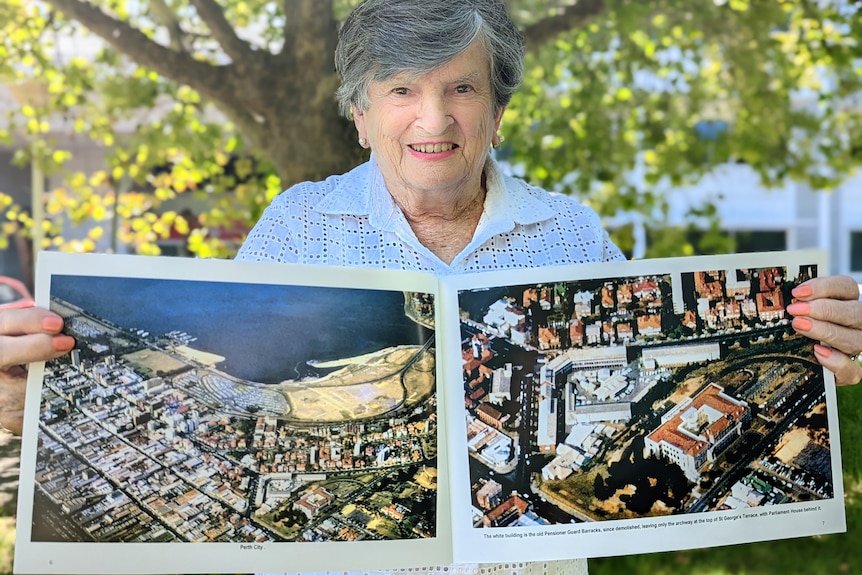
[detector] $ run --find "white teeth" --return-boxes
[412,143,455,153]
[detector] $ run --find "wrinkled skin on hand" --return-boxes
[787,275,862,387]
[0,307,75,435]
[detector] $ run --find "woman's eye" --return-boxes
[392,87,409,95]
[455,85,473,93]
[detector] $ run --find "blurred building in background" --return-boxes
[663,164,862,282]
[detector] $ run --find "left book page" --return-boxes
[15,252,452,575]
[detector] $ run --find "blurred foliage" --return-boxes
[0,0,859,259]
[504,0,862,257]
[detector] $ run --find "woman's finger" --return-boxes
[792,275,862,302]
[0,308,74,368]
[0,333,76,369]
[0,307,65,336]
[787,304,862,356]
[788,298,862,333]
[813,344,862,386]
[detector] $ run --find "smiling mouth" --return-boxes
[409,143,458,153]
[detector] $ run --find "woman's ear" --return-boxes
[494,106,506,132]
[352,106,366,140]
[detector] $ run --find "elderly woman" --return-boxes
[239,0,617,272]
[1,0,861,573]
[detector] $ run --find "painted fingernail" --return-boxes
[792,285,813,298]
[41,316,63,332]
[793,317,813,332]
[813,344,833,357]
[786,302,810,316]
[52,335,75,352]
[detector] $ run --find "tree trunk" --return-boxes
[208,2,369,185]
[219,65,367,185]
[45,0,367,186]
[248,69,368,185]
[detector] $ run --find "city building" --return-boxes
[489,363,513,402]
[476,403,509,430]
[541,346,628,385]
[293,487,334,520]
[641,342,721,369]
[482,494,529,527]
[475,479,503,510]
[644,383,751,481]
[536,381,557,454]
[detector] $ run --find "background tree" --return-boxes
[0,0,860,263]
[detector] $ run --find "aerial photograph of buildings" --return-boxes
[458,263,836,528]
[31,275,438,544]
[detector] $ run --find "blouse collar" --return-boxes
[316,154,556,229]
[315,154,557,268]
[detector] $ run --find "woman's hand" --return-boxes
[0,307,75,434]
[787,275,862,386]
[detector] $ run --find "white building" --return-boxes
[536,380,557,454]
[660,164,862,283]
[644,383,750,481]
[642,342,722,369]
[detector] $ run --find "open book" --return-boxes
[15,250,846,574]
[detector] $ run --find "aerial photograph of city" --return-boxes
[458,263,837,528]
[30,275,439,545]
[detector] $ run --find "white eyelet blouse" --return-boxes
[237,155,623,273]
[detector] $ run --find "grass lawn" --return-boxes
[0,518,12,575]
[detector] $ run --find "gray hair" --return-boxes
[334,0,524,117]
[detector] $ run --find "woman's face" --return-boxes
[353,41,504,203]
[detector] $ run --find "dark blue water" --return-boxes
[52,276,433,384]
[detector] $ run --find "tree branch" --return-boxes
[521,0,607,50]
[280,0,337,66]
[45,0,230,101]
[149,0,186,52]
[188,0,254,63]
[282,0,300,48]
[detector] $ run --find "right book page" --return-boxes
[440,250,846,563]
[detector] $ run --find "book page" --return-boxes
[15,253,452,574]
[441,250,846,562]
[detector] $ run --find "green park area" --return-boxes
[1,0,861,573]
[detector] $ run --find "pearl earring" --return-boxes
[358,137,367,148]
[492,134,505,149]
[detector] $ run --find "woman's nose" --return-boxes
[416,94,453,135]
